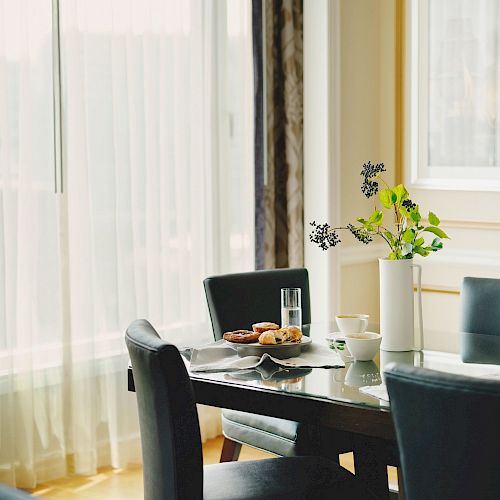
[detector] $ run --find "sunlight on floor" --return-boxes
[27,436,398,498]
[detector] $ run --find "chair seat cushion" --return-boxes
[203,456,371,500]
[222,410,303,456]
[222,409,353,457]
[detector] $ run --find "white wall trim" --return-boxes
[304,0,340,321]
[339,245,500,269]
[329,0,342,316]
[421,249,500,268]
[409,178,500,193]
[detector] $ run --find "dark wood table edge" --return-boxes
[128,365,394,441]
[191,375,395,441]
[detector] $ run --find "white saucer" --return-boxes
[325,332,347,342]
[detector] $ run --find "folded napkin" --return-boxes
[359,384,389,402]
[187,339,344,373]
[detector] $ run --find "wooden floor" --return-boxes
[27,436,397,498]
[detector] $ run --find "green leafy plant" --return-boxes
[309,161,449,259]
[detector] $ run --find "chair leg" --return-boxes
[219,437,242,462]
[397,467,405,500]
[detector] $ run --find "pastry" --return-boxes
[273,328,288,344]
[223,330,261,344]
[257,326,303,345]
[284,326,302,343]
[258,331,277,345]
[252,322,280,334]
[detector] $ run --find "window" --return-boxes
[0,0,62,355]
[0,0,254,363]
[408,0,500,190]
[0,0,253,485]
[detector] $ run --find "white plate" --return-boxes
[225,336,312,359]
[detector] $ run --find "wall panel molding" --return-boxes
[416,285,460,295]
[340,244,500,269]
[423,219,500,231]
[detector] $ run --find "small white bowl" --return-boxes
[344,332,381,361]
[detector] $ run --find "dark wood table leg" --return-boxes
[219,437,242,462]
[353,435,390,500]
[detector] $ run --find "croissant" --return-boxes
[258,331,277,345]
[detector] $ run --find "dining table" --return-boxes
[127,323,500,500]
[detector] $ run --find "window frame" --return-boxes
[406,0,500,192]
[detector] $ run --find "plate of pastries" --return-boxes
[223,322,311,359]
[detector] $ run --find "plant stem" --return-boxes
[377,232,393,250]
[378,175,391,189]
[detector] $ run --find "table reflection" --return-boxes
[344,361,382,387]
[190,323,500,411]
[224,361,311,392]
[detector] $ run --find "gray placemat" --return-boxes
[187,339,345,373]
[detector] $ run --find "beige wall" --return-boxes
[304,0,395,327]
[334,0,500,351]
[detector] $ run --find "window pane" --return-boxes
[0,0,62,353]
[427,0,500,169]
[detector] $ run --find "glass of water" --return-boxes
[281,288,302,328]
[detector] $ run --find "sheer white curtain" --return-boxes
[0,0,253,488]
[0,0,67,488]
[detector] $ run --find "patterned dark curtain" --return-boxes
[253,0,304,270]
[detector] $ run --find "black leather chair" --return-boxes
[0,485,36,499]
[203,268,350,462]
[385,363,500,500]
[125,319,373,500]
[460,277,500,364]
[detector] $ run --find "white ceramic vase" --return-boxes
[379,258,424,351]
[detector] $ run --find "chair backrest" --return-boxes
[203,268,311,340]
[460,277,500,363]
[125,319,203,500]
[461,277,500,336]
[385,363,500,500]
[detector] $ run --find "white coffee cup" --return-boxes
[333,332,382,362]
[335,314,369,334]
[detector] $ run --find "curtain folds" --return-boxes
[254,0,304,270]
[0,0,253,488]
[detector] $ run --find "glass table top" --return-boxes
[189,323,500,411]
